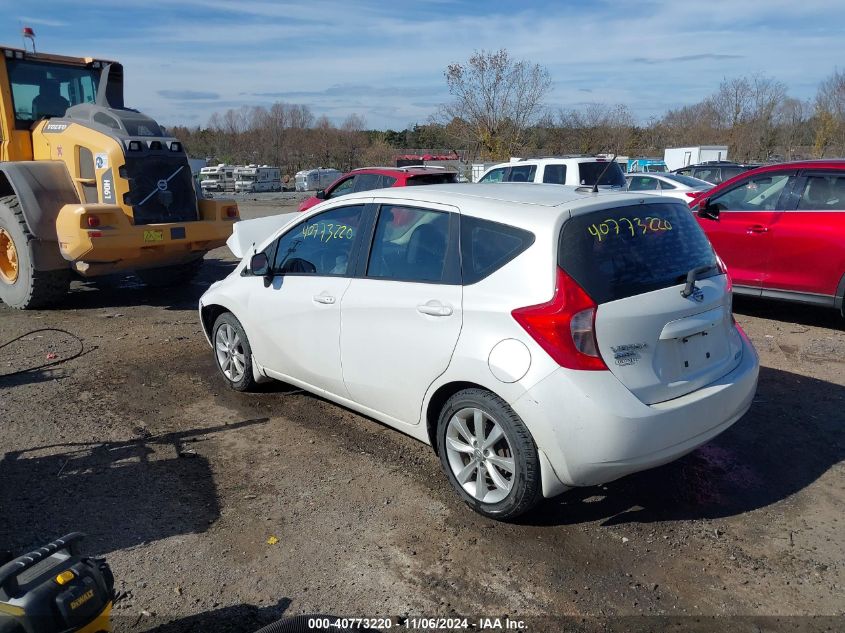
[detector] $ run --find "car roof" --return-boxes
[484,156,608,170]
[318,183,678,226]
[349,166,455,175]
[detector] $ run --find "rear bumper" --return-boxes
[55,199,237,275]
[513,327,759,493]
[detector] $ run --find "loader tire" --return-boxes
[0,195,70,310]
[135,256,204,288]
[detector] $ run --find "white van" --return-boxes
[235,165,282,193]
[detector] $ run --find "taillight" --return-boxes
[223,205,239,219]
[86,215,101,228]
[685,192,699,199]
[716,255,735,323]
[512,268,607,371]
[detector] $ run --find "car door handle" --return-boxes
[746,224,769,234]
[417,300,453,317]
[313,293,336,305]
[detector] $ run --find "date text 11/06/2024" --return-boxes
[306,617,528,630]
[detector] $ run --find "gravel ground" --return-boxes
[1,195,843,632]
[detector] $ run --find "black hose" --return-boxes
[0,328,84,378]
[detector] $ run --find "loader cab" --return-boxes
[0,47,121,161]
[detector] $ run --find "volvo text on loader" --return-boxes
[0,45,239,309]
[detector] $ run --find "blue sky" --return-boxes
[5,0,844,130]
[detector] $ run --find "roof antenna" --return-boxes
[592,152,617,193]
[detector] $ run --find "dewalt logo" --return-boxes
[70,589,94,610]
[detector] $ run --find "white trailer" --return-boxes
[200,164,237,194]
[664,146,729,171]
[234,165,282,193]
[295,168,342,192]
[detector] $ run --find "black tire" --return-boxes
[135,256,203,288]
[211,312,257,392]
[0,194,70,309]
[436,388,542,520]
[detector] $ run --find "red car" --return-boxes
[692,160,845,315]
[298,166,459,212]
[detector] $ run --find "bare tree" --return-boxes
[814,69,845,156]
[441,49,551,160]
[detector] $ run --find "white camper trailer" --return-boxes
[234,165,282,193]
[200,164,237,194]
[664,146,729,171]
[295,168,343,192]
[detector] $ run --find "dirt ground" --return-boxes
[1,195,843,632]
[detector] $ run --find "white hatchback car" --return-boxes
[199,184,759,519]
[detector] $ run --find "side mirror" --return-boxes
[315,190,326,200]
[696,198,720,220]
[250,252,270,277]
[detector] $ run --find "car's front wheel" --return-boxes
[212,313,257,391]
[436,388,542,520]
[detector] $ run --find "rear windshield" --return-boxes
[407,173,458,185]
[663,173,710,188]
[559,202,718,304]
[577,161,626,187]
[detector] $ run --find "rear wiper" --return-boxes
[680,264,717,298]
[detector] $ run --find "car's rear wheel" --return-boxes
[436,388,542,520]
[212,313,256,391]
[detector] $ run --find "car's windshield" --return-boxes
[6,58,99,128]
[577,161,626,187]
[663,173,712,188]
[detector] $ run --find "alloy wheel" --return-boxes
[445,407,516,504]
[215,323,246,382]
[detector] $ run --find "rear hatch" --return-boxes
[560,200,743,404]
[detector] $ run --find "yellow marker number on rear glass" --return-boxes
[588,217,672,242]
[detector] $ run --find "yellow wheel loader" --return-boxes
[0,45,239,309]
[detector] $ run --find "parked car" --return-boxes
[200,183,759,519]
[625,172,713,202]
[297,166,458,212]
[673,161,759,185]
[477,156,626,188]
[693,160,845,316]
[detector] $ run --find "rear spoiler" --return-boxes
[226,212,299,259]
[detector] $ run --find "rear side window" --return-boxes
[542,164,567,184]
[578,162,626,187]
[797,174,845,210]
[460,216,534,284]
[559,202,718,304]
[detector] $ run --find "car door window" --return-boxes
[353,173,382,192]
[542,164,567,184]
[367,205,453,283]
[658,179,676,190]
[721,167,745,181]
[506,165,536,182]
[265,205,365,276]
[629,176,658,191]
[479,168,506,183]
[710,174,791,211]
[797,175,845,210]
[327,176,356,199]
[693,168,716,183]
[381,175,397,188]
